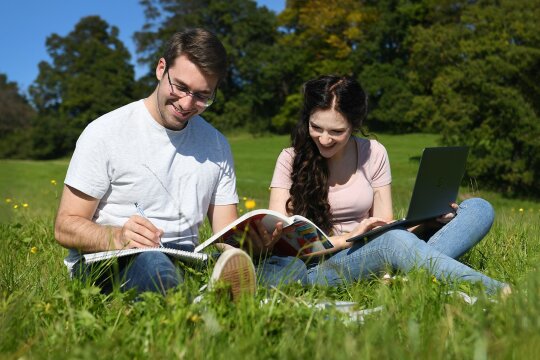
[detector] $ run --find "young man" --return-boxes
[54,28,263,300]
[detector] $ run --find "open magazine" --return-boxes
[194,209,334,257]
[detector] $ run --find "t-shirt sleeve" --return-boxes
[64,122,111,199]
[369,140,392,188]
[211,137,239,205]
[270,148,295,189]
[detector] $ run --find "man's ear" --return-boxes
[155,58,167,80]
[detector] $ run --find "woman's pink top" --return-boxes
[270,137,392,235]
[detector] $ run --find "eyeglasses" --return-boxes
[166,69,215,108]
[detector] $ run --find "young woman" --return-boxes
[261,75,509,295]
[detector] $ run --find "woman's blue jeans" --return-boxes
[258,198,507,294]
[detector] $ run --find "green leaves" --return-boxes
[28,16,136,159]
[407,0,540,196]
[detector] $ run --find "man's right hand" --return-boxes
[55,185,165,253]
[117,215,164,249]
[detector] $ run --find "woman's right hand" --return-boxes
[351,217,391,237]
[330,217,390,250]
[241,219,283,257]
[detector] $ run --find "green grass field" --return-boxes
[1,133,540,359]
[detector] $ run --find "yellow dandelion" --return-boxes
[244,199,256,210]
[519,208,524,212]
[5,198,12,203]
[13,204,19,209]
[22,203,29,208]
[242,196,247,201]
[30,246,38,254]
[50,179,57,185]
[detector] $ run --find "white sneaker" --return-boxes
[209,249,256,302]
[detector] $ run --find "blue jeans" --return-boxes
[75,251,184,295]
[258,198,507,294]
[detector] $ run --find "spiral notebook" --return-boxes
[347,146,469,243]
[83,247,208,265]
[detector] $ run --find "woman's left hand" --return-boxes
[436,203,459,224]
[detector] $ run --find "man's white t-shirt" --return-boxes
[63,100,238,270]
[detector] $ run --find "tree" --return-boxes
[29,16,135,158]
[270,0,458,133]
[353,0,475,132]
[407,0,540,197]
[269,0,370,132]
[278,0,366,75]
[0,74,35,134]
[355,0,418,132]
[0,74,36,158]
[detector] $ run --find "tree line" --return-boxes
[1,0,539,197]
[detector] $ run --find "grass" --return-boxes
[1,133,540,359]
[0,159,66,223]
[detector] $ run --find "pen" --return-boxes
[134,202,164,248]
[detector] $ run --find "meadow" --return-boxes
[1,133,540,359]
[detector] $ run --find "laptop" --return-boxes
[347,146,469,243]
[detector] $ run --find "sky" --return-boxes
[0,0,285,94]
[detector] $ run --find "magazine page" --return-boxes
[273,219,334,257]
[194,209,291,253]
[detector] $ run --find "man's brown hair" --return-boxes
[163,28,227,80]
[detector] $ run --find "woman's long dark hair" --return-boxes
[287,75,368,234]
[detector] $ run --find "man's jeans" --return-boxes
[258,198,507,294]
[74,247,189,295]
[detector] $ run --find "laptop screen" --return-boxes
[405,146,469,221]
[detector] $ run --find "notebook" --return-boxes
[347,146,469,243]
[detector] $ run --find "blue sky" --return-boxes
[0,0,285,94]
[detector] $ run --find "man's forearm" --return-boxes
[54,215,121,253]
